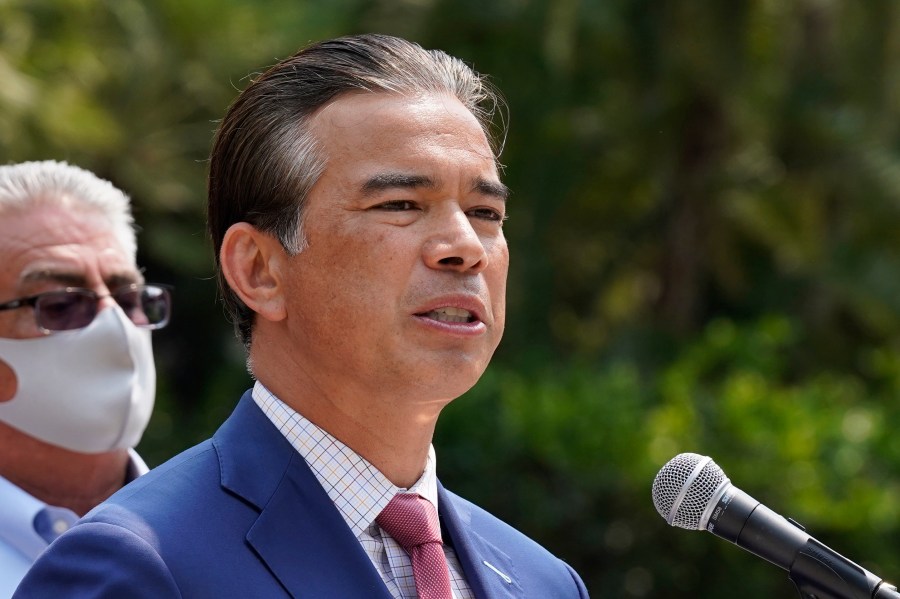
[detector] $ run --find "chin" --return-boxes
[419,358,491,401]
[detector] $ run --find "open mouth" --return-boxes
[419,306,477,324]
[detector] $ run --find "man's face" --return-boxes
[0,202,140,340]
[276,92,509,404]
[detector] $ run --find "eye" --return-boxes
[468,207,506,223]
[373,200,419,211]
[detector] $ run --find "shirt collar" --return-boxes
[0,475,76,561]
[0,450,148,562]
[126,447,150,480]
[251,381,440,538]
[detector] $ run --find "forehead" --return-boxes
[309,91,499,180]
[0,204,137,294]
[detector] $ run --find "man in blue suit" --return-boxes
[15,34,589,598]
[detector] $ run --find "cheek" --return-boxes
[0,311,41,340]
[288,233,396,321]
[488,241,509,294]
[0,359,16,402]
[324,226,412,283]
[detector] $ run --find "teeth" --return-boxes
[427,307,473,323]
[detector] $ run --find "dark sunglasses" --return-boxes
[0,284,172,334]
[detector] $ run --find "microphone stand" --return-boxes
[789,539,900,599]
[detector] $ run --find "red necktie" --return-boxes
[376,493,453,599]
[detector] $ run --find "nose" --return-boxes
[93,281,127,320]
[423,207,488,273]
[98,295,119,310]
[94,283,118,311]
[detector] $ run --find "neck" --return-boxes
[254,371,444,490]
[0,422,130,516]
[327,408,438,489]
[293,387,440,489]
[249,328,461,489]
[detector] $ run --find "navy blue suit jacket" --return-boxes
[14,391,589,598]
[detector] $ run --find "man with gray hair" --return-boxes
[0,160,171,597]
[16,35,588,598]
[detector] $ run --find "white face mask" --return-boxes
[0,306,156,453]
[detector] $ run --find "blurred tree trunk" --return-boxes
[656,94,727,336]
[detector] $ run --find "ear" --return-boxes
[220,222,288,323]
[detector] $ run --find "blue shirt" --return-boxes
[0,449,147,597]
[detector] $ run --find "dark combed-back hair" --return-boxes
[207,33,508,347]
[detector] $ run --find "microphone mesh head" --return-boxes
[651,453,729,530]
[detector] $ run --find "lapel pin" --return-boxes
[482,560,512,584]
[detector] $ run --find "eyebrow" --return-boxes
[361,173,509,201]
[474,178,510,202]
[20,270,141,290]
[361,173,436,195]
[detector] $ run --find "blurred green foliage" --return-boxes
[4,0,900,596]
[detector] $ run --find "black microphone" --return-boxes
[651,453,900,599]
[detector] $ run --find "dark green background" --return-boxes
[4,1,900,596]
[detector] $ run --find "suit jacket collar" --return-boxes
[212,392,391,598]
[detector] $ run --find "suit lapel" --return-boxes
[439,484,524,599]
[247,451,392,598]
[213,393,392,599]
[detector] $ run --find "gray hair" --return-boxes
[208,33,507,348]
[0,160,137,260]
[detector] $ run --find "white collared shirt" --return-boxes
[0,449,148,598]
[252,381,474,599]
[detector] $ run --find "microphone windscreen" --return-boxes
[652,453,729,530]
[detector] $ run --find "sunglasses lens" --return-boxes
[114,285,171,329]
[36,291,97,331]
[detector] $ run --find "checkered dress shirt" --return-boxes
[252,382,474,598]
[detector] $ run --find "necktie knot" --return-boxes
[377,493,453,599]
[377,493,443,549]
